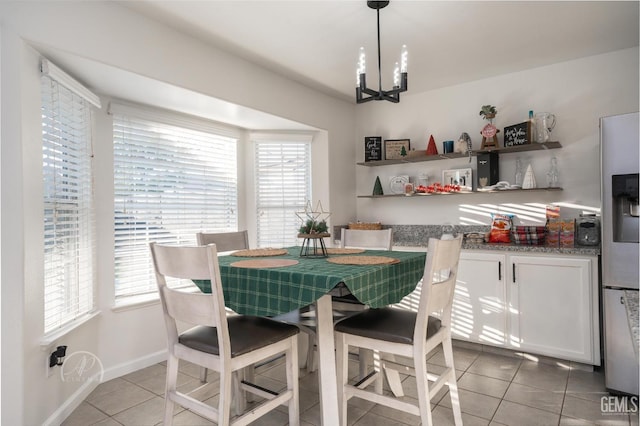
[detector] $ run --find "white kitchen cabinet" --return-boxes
[453,252,508,346]
[451,250,600,365]
[508,255,599,364]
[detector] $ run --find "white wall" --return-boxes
[354,48,639,226]
[0,2,355,425]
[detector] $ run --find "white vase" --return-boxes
[523,164,536,189]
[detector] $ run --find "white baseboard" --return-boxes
[43,349,168,426]
[102,349,167,382]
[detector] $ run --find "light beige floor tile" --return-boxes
[61,401,109,426]
[169,409,215,425]
[368,401,423,425]
[86,378,132,402]
[563,395,631,426]
[512,360,570,392]
[112,396,166,426]
[301,401,367,426]
[457,371,510,399]
[429,346,481,371]
[431,404,490,426]
[439,388,501,420]
[353,410,413,426]
[565,367,608,402]
[467,352,522,381]
[121,363,166,384]
[136,371,196,395]
[87,382,156,416]
[492,400,560,426]
[559,416,598,425]
[92,418,124,426]
[503,381,564,414]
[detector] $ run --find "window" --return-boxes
[113,106,238,303]
[41,59,99,334]
[254,136,312,247]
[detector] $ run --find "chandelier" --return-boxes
[356,1,408,104]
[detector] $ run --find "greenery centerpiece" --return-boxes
[298,219,329,236]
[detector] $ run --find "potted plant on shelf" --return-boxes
[479,105,497,121]
[479,105,499,149]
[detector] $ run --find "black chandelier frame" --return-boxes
[356,1,408,104]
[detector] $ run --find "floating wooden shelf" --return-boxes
[356,142,561,167]
[357,187,563,198]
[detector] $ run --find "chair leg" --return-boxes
[307,333,316,373]
[382,353,405,397]
[286,336,300,426]
[358,348,373,379]
[443,337,463,426]
[414,350,434,426]
[232,371,245,416]
[218,368,233,425]
[243,365,256,403]
[164,354,179,426]
[199,366,208,383]
[335,332,349,426]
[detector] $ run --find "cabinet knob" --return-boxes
[621,296,625,305]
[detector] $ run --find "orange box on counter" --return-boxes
[560,219,575,247]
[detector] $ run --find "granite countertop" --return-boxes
[460,241,600,256]
[623,290,639,357]
[335,224,601,256]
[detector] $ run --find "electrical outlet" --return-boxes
[46,349,55,378]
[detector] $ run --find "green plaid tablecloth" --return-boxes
[194,248,426,317]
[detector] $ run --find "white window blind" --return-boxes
[254,139,311,247]
[42,72,96,334]
[113,112,238,302]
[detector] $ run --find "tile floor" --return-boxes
[63,343,639,426]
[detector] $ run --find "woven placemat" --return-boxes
[326,255,400,265]
[231,248,288,257]
[230,259,299,269]
[325,248,366,255]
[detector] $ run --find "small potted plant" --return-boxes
[479,105,497,121]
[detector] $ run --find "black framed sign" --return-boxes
[503,121,532,147]
[364,136,383,162]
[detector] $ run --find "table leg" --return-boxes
[316,294,340,425]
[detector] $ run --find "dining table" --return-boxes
[194,246,426,425]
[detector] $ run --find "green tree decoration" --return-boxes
[400,146,407,157]
[373,176,384,196]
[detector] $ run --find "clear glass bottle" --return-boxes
[515,158,523,186]
[547,157,559,188]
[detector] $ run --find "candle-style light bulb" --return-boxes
[356,47,366,86]
[400,44,408,73]
[393,62,400,87]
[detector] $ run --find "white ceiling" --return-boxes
[38,1,639,129]
[123,1,639,103]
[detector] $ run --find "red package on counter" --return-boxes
[489,213,514,243]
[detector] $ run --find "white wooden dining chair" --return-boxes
[334,236,463,426]
[296,227,394,373]
[196,230,249,252]
[195,230,250,383]
[150,242,300,426]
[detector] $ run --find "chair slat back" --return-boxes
[340,228,393,250]
[196,230,249,252]
[150,243,230,354]
[415,237,462,342]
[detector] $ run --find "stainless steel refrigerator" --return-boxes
[601,111,639,395]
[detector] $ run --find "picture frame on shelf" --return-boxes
[503,121,532,147]
[442,168,473,191]
[384,139,410,160]
[364,136,383,162]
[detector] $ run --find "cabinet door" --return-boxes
[509,255,594,363]
[453,252,508,346]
